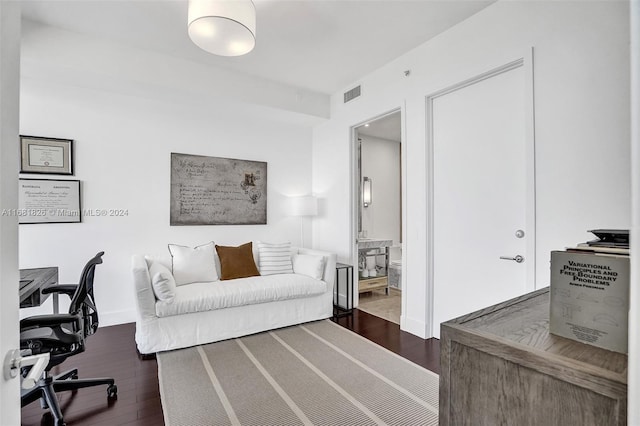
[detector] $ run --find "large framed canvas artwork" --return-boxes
[170,153,267,225]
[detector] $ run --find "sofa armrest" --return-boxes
[131,255,158,319]
[296,248,337,289]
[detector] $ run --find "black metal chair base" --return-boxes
[21,369,117,426]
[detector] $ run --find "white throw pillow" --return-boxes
[149,262,176,303]
[292,254,325,280]
[168,242,219,285]
[257,241,293,276]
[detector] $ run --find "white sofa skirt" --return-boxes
[136,291,333,354]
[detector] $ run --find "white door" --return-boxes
[0,2,22,424]
[430,60,534,337]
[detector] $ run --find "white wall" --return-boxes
[312,0,631,338]
[359,134,401,247]
[19,29,318,326]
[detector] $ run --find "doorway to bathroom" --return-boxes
[352,110,403,324]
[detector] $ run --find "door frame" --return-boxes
[0,2,22,424]
[350,106,406,311]
[424,49,537,337]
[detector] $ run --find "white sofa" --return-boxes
[131,246,336,354]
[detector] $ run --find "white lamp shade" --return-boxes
[188,0,256,57]
[290,196,318,217]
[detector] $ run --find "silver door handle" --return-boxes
[500,255,524,263]
[4,349,50,389]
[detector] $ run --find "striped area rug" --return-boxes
[157,320,439,426]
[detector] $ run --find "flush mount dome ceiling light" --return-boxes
[188,0,256,57]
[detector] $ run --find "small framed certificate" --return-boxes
[18,179,81,224]
[20,135,73,175]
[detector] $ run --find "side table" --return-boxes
[333,262,353,317]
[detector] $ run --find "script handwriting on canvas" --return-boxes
[170,153,267,225]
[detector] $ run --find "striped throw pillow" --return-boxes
[257,242,294,275]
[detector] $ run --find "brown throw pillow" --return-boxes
[215,242,260,280]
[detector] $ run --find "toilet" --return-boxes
[388,246,402,290]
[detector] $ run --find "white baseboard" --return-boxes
[100,309,136,327]
[400,315,431,339]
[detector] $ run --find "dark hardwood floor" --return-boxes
[21,323,162,426]
[333,309,441,374]
[21,310,440,425]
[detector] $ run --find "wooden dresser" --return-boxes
[439,287,627,426]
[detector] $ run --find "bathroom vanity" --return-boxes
[357,238,392,294]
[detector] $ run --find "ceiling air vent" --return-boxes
[343,85,361,103]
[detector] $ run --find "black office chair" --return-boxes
[20,251,117,426]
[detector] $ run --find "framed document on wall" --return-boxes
[20,135,73,175]
[18,179,81,224]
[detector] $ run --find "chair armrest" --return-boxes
[20,313,80,330]
[20,314,84,351]
[42,284,77,297]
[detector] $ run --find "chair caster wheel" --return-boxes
[107,384,118,399]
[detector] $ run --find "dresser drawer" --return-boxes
[358,276,388,293]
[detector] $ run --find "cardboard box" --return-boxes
[549,250,629,353]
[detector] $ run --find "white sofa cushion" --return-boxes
[257,241,293,275]
[168,242,218,285]
[292,254,326,280]
[155,274,327,318]
[149,262,176,302]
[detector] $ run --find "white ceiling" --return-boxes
[357,111,402,141]
[20,0,494,95]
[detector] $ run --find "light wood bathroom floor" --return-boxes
[357,288,401,324]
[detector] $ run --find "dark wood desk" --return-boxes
[19,267,59,313]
